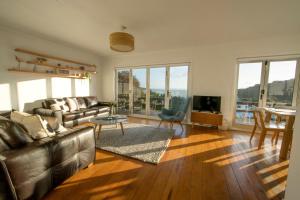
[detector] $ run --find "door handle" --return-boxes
[260,89,265,100]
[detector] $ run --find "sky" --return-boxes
[238,61,297,89]
[132,66,188,90]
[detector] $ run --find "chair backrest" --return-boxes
[173,97,191,121]
[253,109,266,130]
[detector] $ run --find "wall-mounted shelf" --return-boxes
[15,48,96,68]
[11,48,97,79]
[17,59,96,73]
[8,69,85,79]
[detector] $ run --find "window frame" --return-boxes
[233,57,300,127]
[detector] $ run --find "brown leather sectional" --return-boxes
[34,96,111,128]
[0,117,96,200]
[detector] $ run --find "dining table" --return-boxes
[262,107,296,160]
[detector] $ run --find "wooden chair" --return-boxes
[250,109,286,149]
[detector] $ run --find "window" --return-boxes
[51,78,72,98]
[17,79,47,111]
[0,83,12,111]
[266,61,297,107]
[75,79,90,96]
[235,59,299,125]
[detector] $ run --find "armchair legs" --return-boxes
[158,120,163,128]
[158,120,184,133]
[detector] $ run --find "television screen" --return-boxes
[193,96,221,113]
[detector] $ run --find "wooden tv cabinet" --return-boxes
[191,111,223,128]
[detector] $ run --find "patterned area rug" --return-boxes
[95,123,174,164]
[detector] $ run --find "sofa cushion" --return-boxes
[63,111,84,122]
[0,119,32,149]
[66,98,79,112]
[11,111,55,139]
[84,97,98,108]
[76,97,87,109]
[83,108,98,117]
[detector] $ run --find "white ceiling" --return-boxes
[0,0,300,57]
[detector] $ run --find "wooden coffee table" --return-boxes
[90,115,128,138]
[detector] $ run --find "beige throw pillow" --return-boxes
[50,104,62,111]
[11,111,55,139]
[66,98,79,111]
[50,103,69,113]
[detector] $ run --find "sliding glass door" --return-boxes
[169,66,189,109]
[266,60,297,107]
[116,65,189,118]
[117,69,131,114]
[132,68,147,115]
[150,67,166,116]
[236,62,263,124]
[235,59,299,125]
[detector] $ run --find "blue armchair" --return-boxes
[158,97,191,131]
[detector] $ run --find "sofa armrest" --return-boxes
[97,101,116,107]
[0,156,15,200]
[33,108,63,124]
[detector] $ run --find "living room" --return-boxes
[1,1,300,200]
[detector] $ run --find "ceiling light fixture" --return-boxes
[109,26,134,52]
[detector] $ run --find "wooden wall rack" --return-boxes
[8,48,97,79]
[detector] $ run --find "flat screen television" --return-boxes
[193,96,221,113]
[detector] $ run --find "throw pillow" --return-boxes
[42,116,67,133]
[0,119,33,149]
[11,111,55,140]
[84,97,98,108]
[77,97,87,109]
[46,99,70,113]
[66,98,79,111]
[50,104,62,111]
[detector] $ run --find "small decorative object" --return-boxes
[46,70,54,74]
[109,25,134,52]
[33,65,37,72]
[59,69,69,74]
[15,56,21,70]
[36,57,47,63]
[80,66,85,70]
[82,72,92,79]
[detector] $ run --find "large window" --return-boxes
[75,79,90,96]
[116,64,189,117]
[235,59,299,125]
[51,78,72,98]
[0,83,12,111]
[17,79,47,111]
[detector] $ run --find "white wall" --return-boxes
[101,34,300,127]
[0,26,102,112]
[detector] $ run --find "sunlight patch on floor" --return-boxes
[257,160,289,175]
[239,154,278,169]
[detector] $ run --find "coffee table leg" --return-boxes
[120,122,124,135]
[97,125,102,139]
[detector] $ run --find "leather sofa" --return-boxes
[34,96,111,128]
[0,117,96,200]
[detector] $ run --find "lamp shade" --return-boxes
[109,32,134,52]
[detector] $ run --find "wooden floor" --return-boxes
[44,117,289,200]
